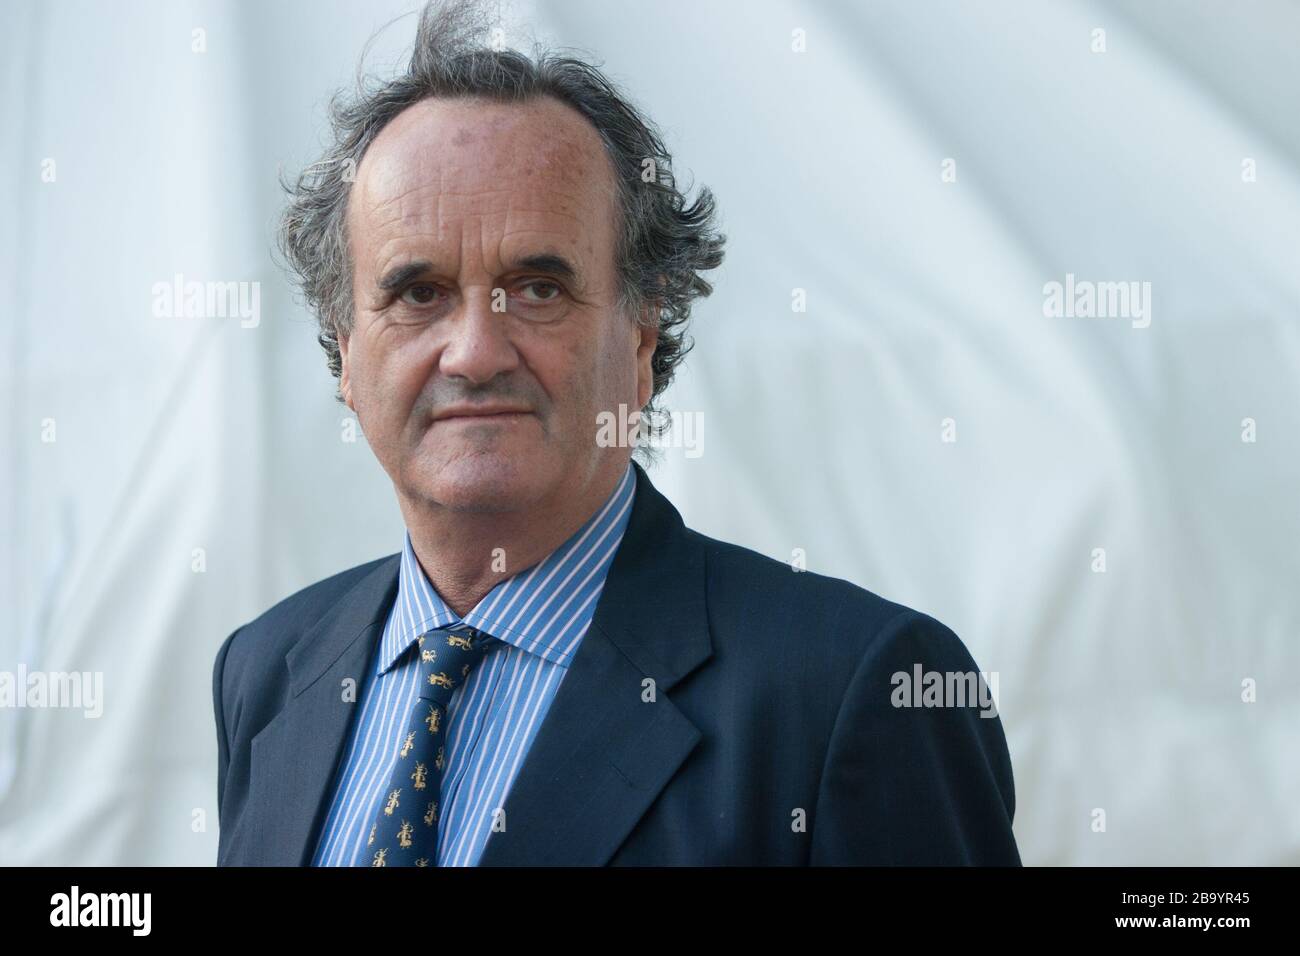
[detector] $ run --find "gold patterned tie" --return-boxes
[365,626,493,866]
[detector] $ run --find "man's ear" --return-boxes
[635,300,659,412]
[338,331,355,412]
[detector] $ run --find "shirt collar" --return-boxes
[377,460,637,675]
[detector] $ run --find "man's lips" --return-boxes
[432,406,534,422]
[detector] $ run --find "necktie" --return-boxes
[366,625,494,867]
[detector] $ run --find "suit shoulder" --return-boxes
[683,527,988,725]
[688,527,916,638]
[220,553,398,667]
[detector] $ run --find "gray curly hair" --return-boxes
[276,0,725,462]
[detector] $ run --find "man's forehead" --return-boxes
[351,96,614,230]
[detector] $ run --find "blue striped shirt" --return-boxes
[311,461,637,866]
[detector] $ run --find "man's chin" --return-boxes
[408,454,547,513]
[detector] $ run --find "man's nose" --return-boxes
[437,287,521,385]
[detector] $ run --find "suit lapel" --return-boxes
[477,461,712,865]
[243,555,401,866]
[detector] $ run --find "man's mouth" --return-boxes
[433,405,534,423]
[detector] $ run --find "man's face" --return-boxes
[340,95,656,514]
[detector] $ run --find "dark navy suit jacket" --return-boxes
[213,460,1020,865]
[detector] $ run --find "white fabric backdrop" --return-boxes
[2,0,1296,865]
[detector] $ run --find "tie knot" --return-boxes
[414,627,493,704]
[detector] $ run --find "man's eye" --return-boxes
[520,281,561,303]
[400,284,442,306]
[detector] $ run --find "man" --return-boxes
[213,0,1020,866]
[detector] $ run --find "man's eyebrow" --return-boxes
[376,253,582,294]
[377,261,434,293]
[511,252,581,285]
